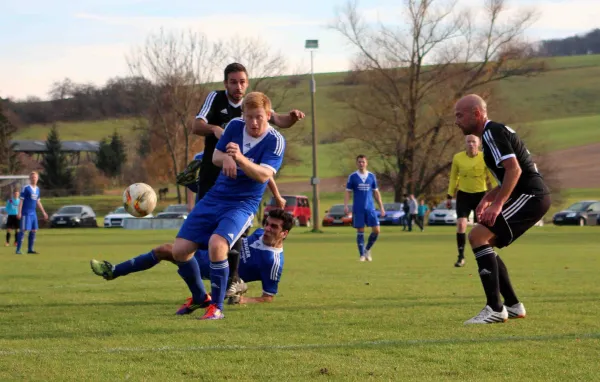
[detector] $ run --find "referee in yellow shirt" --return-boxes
[447,135,498,267]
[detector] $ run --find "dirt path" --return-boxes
[277,142,600,194]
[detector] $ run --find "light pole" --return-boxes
[305,39,320,232]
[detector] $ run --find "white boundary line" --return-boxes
[1,332,598,356]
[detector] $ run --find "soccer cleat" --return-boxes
[15,250,22,255]
[176,159,202,186]
[27,251,39,255]
[4,242,9,247]
[176,295,212,315]
[199,304,224,320]
[90,259,115,280]
[454,257,465,267]
[359,256,366,262]
[506,302,526,319]
[365,249,373,262]
[464,305,508,325]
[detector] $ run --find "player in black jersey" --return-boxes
[192,62,304,202]
[454,94,551,325]
[190,62,304,296]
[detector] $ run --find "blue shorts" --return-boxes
[20,214,38,231]
[353,209,380,229]
[177,197,255,249]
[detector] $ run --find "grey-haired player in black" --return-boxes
[454,94,551,325]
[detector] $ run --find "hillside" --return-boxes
[12,54,600,181]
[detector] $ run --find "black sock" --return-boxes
[226,240,242,290]
[5,232,9,243]
[473,245,502,312]
[457,233,466,258]
[496,255,519,306]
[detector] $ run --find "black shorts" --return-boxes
[6,215,19,229]
[484,193,551,249]
[456,190,486,221]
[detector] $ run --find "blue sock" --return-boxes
[16,231,24,252]
[28,231,36,252]
[357,232,365,257]
[113,251,159,278]
[177,257,207,303]
[210,259,229,311]
[366,233,379,250]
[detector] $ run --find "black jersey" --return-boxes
[481,121,549,196]
[195,90,243,168]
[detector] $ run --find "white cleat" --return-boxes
[464,305,508,325]
[505,302,526,319]
[359,256,366,262]
[365,250,372,262]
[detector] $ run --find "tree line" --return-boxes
[536,28,600,57]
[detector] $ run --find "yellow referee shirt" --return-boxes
[448,151,498,196]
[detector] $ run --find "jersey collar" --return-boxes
[225,90,243,108]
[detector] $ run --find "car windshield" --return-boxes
[566,202,594,212]
[329,205,347,214]
[113,207,127,214]
[384,203,402,211]
[436,201,455,210]
[269,196,297,206]
[58,206,82,214]
[165,205,188,213]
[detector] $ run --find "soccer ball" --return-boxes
[122,183,157,217]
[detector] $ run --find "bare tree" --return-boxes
[128,28,221,203]
[330,0,546,201]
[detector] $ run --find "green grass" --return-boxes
[1,225,600,380]
[521,114,600,151]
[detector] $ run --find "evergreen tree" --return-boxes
[0,102,21,174]
[40,125,74,194]
[95,130,127,177]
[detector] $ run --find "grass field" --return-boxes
[1,225,599,380]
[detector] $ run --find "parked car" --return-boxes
[428,200,474,226]
[50,205,98,228]
[0,206,7,229]
[552,200,600,226]
[322,204,353,226]
[264,195,311,227]
[104,206,153,228]
[379,203,406,226]
[154,204,189,219]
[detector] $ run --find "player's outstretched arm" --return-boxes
[37,199,48,220]
[267,177,286,208]
[238,293,274,304]
[271,110,305,129]
[193,119,224,139]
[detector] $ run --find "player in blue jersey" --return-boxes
[170,91,285,320]
[344,155,385,262]
[16,172,48,255]
[89,208,293,310]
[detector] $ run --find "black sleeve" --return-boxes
[195,91,217,123]
[483,126,515,166]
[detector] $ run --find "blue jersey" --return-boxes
[5,198,19,215]
[346,171,378,211]
[211,118,285,211]
[20,185,40,215]
[195,228,284,295]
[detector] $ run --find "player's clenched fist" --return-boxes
[226,142,242,161]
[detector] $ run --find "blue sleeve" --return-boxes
[215,119,240,153]
[371,174,378,190]
[346,175,354,191]
[258,133,285,175]
[20,188,27,200]
[261,255,283,296]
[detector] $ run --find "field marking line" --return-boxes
[1,332,598,356]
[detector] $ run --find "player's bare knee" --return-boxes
[356,228,365,233]
[468,225,493,248]
[208,235,229,262]
[372,226,380,234]
[153,244,174,262]
[172,239,195,262]
[456,219,467,233]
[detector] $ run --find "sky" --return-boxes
[1,0,598,100]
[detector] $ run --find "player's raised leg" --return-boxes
[463,224,508,324]
[90,245,170,280]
